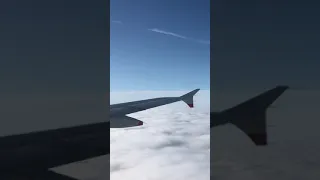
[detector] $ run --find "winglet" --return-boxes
[180,89,200,108]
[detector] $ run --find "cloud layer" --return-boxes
[110,90,210,180]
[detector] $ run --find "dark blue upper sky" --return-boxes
[111,0,210,91]
[212,0,320,91]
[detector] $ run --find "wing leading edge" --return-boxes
[110,89,200,128]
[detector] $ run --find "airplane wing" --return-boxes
[211,85,289,146]
[110,89,200,128]
[0,121,109,179]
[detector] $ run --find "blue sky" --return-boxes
[110,0,210,91]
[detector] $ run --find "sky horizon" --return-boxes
[110,0,210,91]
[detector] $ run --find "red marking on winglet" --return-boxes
[188,104,194,108]
[137,121,143,126]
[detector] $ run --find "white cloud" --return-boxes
[148,28,210,45]
[109,90,210,180]
[110,21,209,45]
[148,28,188,39]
